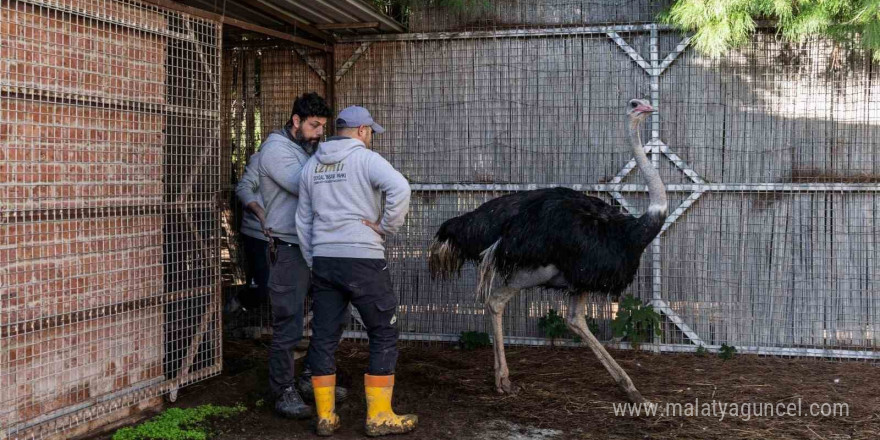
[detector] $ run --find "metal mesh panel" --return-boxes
[222,47,327,189]
[0,0,222,437]
[220,46,326,337]
[330,18,880,359]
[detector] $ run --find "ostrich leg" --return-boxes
[486,286,520,394]
[566,293,647,404]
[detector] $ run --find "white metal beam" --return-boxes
[659,190,705,236]
[650,299,705,345]
[662,147,705,183]
[339,332,880,360]
[606,31,652,73]
[409,183,880,192]
[609,192,637,215]
[657,35,692,75]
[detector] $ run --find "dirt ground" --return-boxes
[98,338,880,440]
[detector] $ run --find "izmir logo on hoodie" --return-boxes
[314,162,346,184]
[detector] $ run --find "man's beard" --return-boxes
[293,129,320,154]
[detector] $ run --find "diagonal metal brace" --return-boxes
[659,190,704,236]
[609,143,653,184]
[293,46,328,83]
[657,36,692,75]
[651,299,705,346]
[606,31,652,74]
[336,42,373,83]
[652,139,705,184]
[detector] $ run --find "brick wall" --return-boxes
[0,216,164,324]
[0,100,164,210]
[1,310,164,422]
[0,0,166,101]
[0,0,171,435]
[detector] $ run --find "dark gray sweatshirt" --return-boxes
[257,129,312,244]
[296,137,411,267]
[234,152,268,241]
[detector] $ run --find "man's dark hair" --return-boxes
[288,92,332,126]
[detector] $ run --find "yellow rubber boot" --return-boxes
[312,375,341,436]
[364,374,418,437]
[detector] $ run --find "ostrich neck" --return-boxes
[626,120,668,216]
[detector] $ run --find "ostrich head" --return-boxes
[626,98,655,127]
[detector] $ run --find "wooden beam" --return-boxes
[237,0,333,42]
[138,0,331,51]
[337,23,672,43]
[66,397,164,440]
[167,301,216,402]
[326,49,336,128]
[315,21,380,30]
[222,16,330,51]
[330,0,406,33]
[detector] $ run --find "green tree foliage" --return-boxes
[663,0,880,60]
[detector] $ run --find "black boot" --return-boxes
[297,369,349,403]
[275,386,313,419]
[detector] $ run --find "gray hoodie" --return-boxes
[257,128,312,244]
[234,152,268,242]
[296,136,411,267]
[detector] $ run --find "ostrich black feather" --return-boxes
[429,187,666,294]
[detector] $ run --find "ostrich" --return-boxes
[428,99,665,404]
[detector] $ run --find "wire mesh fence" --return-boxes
[1,0,222,437]
[217,2,880,363]
[329,13,880,357]
[220,45,326,337]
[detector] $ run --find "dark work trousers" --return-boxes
[241,234,269,310]
[308,257,399,377]
[267,240,310,398]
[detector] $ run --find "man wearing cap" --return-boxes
[296,106,416,436]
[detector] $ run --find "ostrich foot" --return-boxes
[495,376,521,395]
[631,395,649,405]
[623,385,648,405]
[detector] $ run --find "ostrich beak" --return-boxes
[634,104,655,114]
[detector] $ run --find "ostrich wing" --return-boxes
[491,189,648,294]
[433,187,568,261]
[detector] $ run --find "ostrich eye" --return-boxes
[630,102,638,108]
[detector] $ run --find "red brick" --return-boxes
[33,184,53,199]
[2,309,164,428]
[2,6,168,102]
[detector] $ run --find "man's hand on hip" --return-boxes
[361,219,385,237]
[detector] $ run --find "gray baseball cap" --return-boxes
[336,106,385,134]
